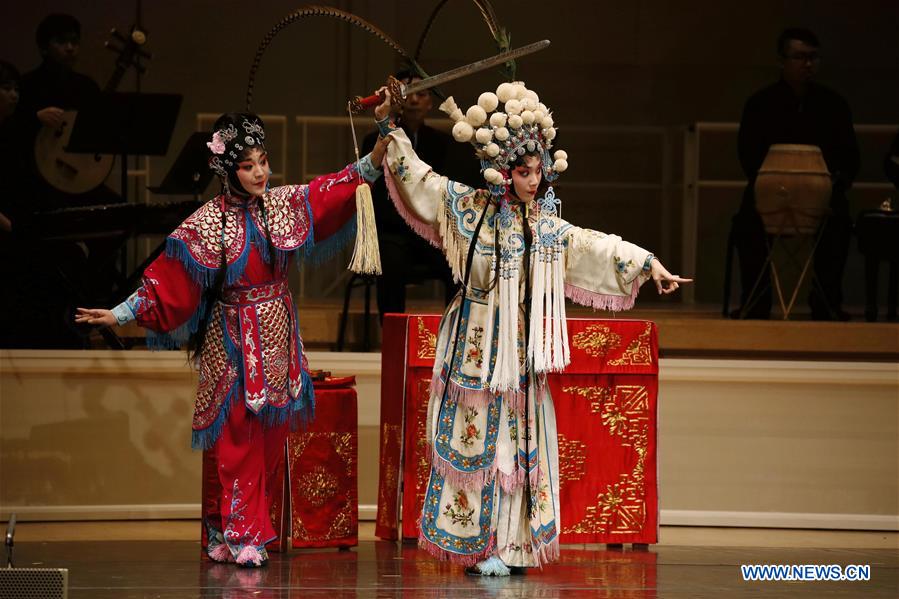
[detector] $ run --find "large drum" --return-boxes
[754,144,831,235]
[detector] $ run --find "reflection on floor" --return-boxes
[10,523,899,598]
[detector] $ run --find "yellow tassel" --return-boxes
[348,182,382,274]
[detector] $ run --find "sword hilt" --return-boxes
[350,76,405,114]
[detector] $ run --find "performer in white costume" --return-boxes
[373,82,689,575]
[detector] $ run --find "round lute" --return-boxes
[34,113,115,194]
[34,25,150,195]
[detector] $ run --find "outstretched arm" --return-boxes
[77,252,203,340]
[563,224,691,310]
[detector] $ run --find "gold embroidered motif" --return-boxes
[289,430,357,542]
[414,379,432,509]
[416,318,437,359]
[298,466,339,506]
[572,324,623,358]
[561,384,651,535]
[258,299,291,392]
[557,434,588,487]
[377,423,401,527]
[609,322,653,366]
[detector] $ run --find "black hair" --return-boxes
[187,112,276,363]
[36,14,81,51]
[777,27,820,57]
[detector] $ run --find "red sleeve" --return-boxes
[125,252,203,334]
[307,162,362,243]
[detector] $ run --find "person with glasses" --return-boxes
[732,27,859,320]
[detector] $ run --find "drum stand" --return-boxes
[740,208,831,320]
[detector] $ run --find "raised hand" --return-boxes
[373,85,392,121]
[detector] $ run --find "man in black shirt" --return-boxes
[361,70,480,321]
[19,13,103,211]
[733,28,859,320]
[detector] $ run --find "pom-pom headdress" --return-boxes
[439,81,568,197]
[438,82,573,394]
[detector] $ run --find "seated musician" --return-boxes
[731,28,859,321]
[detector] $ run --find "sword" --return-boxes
[350,39,550,113]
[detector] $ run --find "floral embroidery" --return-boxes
[465,326,485,368]
[459,407,481,448]
[443,490,475,528]
[507,407,518,441]
[614,255,635,274]
[391,155,410,183]
[568,228,607,259]
[537,480,550,512]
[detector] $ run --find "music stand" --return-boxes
[66,92,183,201]
[148,132,215,198]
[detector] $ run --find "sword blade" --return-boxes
[402,40,550,96]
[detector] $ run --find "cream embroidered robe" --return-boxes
[383,129,653,567]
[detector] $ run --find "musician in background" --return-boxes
[732,27,859,320]
[0,15,105,348]
[361,70,480,321]
[19,13,105,210]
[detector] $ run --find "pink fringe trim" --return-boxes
[431,448,497,492]
[564,279,640,312]
[235,546,265,567]
[208,543,234,563]
[382,156,442,247]
[431,375,527,414]
[532,537,561,568]
[418,529,497,567]
[497,462,540,494]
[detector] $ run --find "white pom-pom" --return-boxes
[554,150,568,161]
[512,82,527,99]
[533,109,545,122]
[494,127,510,141]
[537,102,548,114]
[541,115,554,129]
[438,96,459,118]
[452,120,474,142]
[543,127,557,140]
[524,89,539,103]
[466,105,487,126]
[504,99,522,115]
[483,167,503,184]
[496,83,515,103]
[489,112,507,128]
[478,92,499,112]
[508,114,523,129]
[522,98,537,112]
[485,143,500,158]
[449,108,464,122]
[475,127,493,144]
[521,110,535,125]
[553,158,568,173]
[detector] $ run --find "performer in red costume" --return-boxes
[77,112,391,567]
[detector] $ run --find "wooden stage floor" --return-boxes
[10,524,899,598]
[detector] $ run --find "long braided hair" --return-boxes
[186,113,278,363]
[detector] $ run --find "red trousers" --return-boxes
[202,395,288,555]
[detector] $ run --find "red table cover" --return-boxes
[203,377,358,552]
